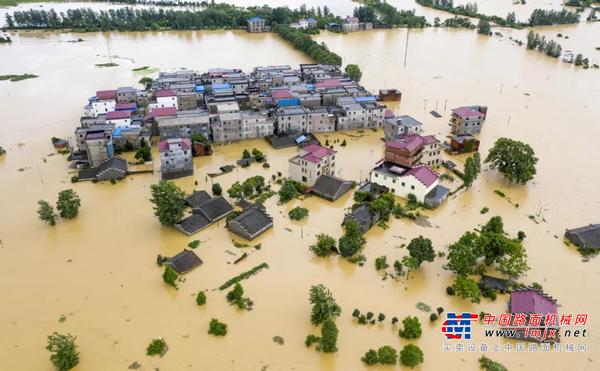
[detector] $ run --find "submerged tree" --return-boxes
[485,138,538,184]
[338,218,365,257]
[400,344,424,368]
[463,152,481,187]
[309,233,337,257]
[309,284,341,325]
[46,332,79,371]
[398,316,422,339]
[344,64,362,82]
[149,180,186,226]
[406,236,435,267]
[451,275,481,303]
[38,200,58,226]
[56,189,81,219]
[319,318,338,352]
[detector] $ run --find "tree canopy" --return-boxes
[485,138,538,184]
[149,180,186,226]
[309,284,341,325]
[46,332,79,371]
[56,189,81,219]
[407,236,435,267]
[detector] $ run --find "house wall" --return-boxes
[451,113,484,135]
[153,96,178,110]
[160,143,193,175]
[369,170,437,202]
[384,147,420,167]
[276,113,308,134]
[91,100,116,117]
[422,142,442,167]
[106,117,131,129]
[86,138,112,168]
[289,154,336,187]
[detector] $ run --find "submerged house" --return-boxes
[343,204,380,234]
[450,106,488,135]
[565,224,600,252]
[165,250,203,274]
[77,157,127,181]
[447,134,480,154]
[509,288,559,343]
[479,275,510,293]
[227,204,274,240]
[311,174,353,202]
[175,195,234,236]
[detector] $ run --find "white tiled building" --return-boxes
[289,144,337,187]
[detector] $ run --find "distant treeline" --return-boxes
[93,0,204,6]
[435,16,473,29]
[355,0,427,28]
[415,0,580,27]
[526,31,562,58]
[4,3,342,31]
[275,25,342,66]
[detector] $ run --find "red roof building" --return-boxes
[106,111,132,120]
[96,90,117,100]
[155,89,177,98]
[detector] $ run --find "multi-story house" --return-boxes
[84,130,114,168]
[370,162,440,203]
[212,111,243,143]
[289,144,336,186]
[159,138,193,180]
[342,16,360,32]
[116,87,137,104]
[241,111,275,139]
[362,102,386,129]
[85,90,117,117]
[275,106,308,134]
[336,97,367,130]
[450,106,487,135]
[308,107,335,133]
[157,111,211,141]
[177,92,198,111]
[150,89,178,110]
[105,110,132,129]
[384,134,442,168]
[384,114,423,140]
[247,16,269,32]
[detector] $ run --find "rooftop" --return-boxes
[452,106,483,118]
[299,144,336,163]
[155,89,177,98]
[166,250,203,274]
[312,175,353,201]
[158,138,192,152]
[96,90,117,100]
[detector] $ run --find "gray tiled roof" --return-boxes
[197,197,234,221]
[229,206,273,237]
[175,212,212,235]
[312,175,352,201]
[565,224,600,250]
[185,191,211,209]
[166,250,203,274]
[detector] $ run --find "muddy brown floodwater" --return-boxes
[1,17,600,371]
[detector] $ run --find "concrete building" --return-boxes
[84,130,114,168]
[370,162,438,203]
[116,87,137,104]
[241,111,275,139]
[289,144,336,186]
[85,90,117,117]
[342,16,360,32]
[275,106,308,134]
[384,134,442,168]
[384,115,423,140]
[105,111,132,129]
[177,92,198,111]
[212,111,243,143]
[450,106,488,135]
[159,138,193,180]
[247,16,269,33]
[227,205,274,240]
[308,107,335,133]
[157,111,211,140]
[151,89,178,110]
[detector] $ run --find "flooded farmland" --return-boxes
[1,5,600,371]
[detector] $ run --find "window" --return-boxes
[411,185,415,190]
[302,176,307,182]
[401,182,405,187]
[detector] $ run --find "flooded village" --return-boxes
[1,1,600,371]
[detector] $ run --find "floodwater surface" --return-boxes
[0,17,600,371]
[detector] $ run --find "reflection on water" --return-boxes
[0,24,599,371]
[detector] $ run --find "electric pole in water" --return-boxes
[106,39,113,64]
[403,28,410,68]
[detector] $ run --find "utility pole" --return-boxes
[106,39,112,64]
[403,28,410,68]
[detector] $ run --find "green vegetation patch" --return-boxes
[218,263,269,291]
[0,74,38,82]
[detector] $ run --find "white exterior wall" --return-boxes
[422,143,443,167]
[160,142,192,173]
[289,152,336,186]
[91,99,116,117]
[107,117,132,129]
[241,115,275,139]
[369,170,438,202]
[277,114,308,133]
[152,96,178,110]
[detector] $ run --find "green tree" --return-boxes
[401,255,419,279]
[344,64,362,82]
[338,218,366,257]
[407,236,435,267]
[196,291,207,305]
[208,318,228,336]
[451,276,481,303]
[278,180,299,203]
[212,183,222,196]
[251,148,265,162]
[309,284,341,325]
[38,200,58,226]
[377,345,398,365]
[319,318,338,352]
[446,231,483,276]
[227,181,244,199]
[485,138,538,184]
[191,133,207,142]
[242,148,251,159]
[310,233,336,257]
[56,189,81,219]
[477,19,491,34]
[375,255,389,270]
[149,181,186,226]
[361,349,379,365]
[146,338,166,356]
[46,332,79,371]
[400,344,424,368]
[289,206,309,221]
[134,145,151,162]
[163,266,178,288]
[463,153,481,187]
[398,316,422,339]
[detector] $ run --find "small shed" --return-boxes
[166,250,202,274]
[479,275,510,293]
[424,185,450,209]
[227,205,273,240]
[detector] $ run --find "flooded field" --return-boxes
[1,13,600,371]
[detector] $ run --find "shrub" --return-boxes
[188,240,200,249]
[305,334,320,347]
[289,206,309,221]
[480,207,489,214]
[319,318,338,353]
[378,313,385,322]
[212,183,222,196]
[278,180,299,203]
[400,344,424,368]
[398,316,422,339]
[208,318,228,336]
[377,345,397,365]
[134,145,151,162]
[391,317,399,325]
[146,338,166,356]
[252,148,265,162]
[352,309,361,318]
[162,266,178,288]
[46,332,79,370]
[361,349,378,365]
[479,356,508,371]
[375,255,389,270]
[341,139,347,146]
[446,286,455,295]
[310,234,336,257]
[262,162,270,168]
[196,291,206,305]
[70,176,78,183]
[430,313,439,322]
[437,307,444,315]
